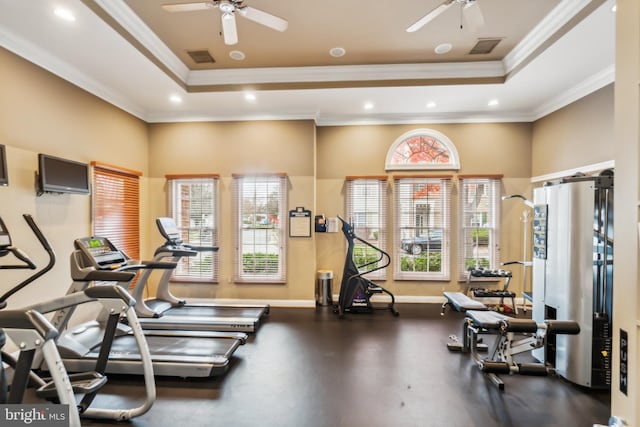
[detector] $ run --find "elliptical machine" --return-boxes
[335,216,398,318]
[0,214,156,422]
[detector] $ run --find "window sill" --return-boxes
[233,280,287,285]
[169,278,218,284]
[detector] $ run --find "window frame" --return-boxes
[385,128,460,171]
[166,174,220,283]
[344,176,389,280]
[393,175,452,281]
[457,175,502,281]
[233,173,288,283]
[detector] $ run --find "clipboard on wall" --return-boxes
[289,207,311,237]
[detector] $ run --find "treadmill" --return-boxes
[129,217,269,333]
[52,236,247,378]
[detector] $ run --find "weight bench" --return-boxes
[441,291,488,315]
[447,309,580,390]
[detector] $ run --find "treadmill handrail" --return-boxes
[0,220,157,421]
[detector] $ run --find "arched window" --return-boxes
[385,129,460,171]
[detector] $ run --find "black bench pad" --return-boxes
[466,310,538,333]
[443,292,488,312]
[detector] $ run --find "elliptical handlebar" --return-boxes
[23,214,56,257]
[0,214,56,306]
[336,215,391,275]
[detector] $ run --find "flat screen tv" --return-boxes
[37,153,90,195]
[0,145,7,186]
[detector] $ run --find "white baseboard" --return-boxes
[191,296,528,308]
[193,298,316,308]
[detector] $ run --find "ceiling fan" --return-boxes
[162,0,288,45]
[406,0,485,33]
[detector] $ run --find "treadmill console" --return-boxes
[156,217,183,245]
[74,236,127,269]
[155,217,218,254]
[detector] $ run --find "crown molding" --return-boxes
[503,0,598,75]
[144,63,614,125]
[90,0,189,82]
[0,23,148,121]
[530,160,615,183]
[186,61,505,87]
[531,64,614,121]
[315,111,536,127]
[0,0,611,126]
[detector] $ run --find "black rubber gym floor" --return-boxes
[82,304,610,427]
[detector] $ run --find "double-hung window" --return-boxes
[457,176,501,280]
[344,176,388,280]
[167,175,219,282]
[233,173,287,283]
[394,176,452,281]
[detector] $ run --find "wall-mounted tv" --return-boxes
[0,145,7,186]
[37,153,90,195]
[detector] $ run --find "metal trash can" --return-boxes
[316,270,333,306]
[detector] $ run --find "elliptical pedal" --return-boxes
[36,371,107,400]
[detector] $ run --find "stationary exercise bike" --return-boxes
[335,216,398,318]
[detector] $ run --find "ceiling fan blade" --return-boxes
[161,2,214,12]
[238,6,288,32]
[406,0,456,33]
[463,0,485,31]
[221,12,238,45]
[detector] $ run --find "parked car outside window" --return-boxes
[401,229,442,255]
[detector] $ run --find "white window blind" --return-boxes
[394,176,451,281]
[345,177,388,280]
[91,162,140,260]
[167,175,219,282]
[233,174,287,283]
[457,176,501,281]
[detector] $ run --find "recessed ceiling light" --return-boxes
[169,94,182,104]
[488,99,499,107]
[329,47,346,58]
[426,101,437,109]
[54,7,76,22]
[611,4,616,12]
[229,50,246,61]
[434,43,452,54]
[364,102,374,110]
[245,92,257,102]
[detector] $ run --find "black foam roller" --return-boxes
[481,361,511,374]
[546,320,580,335]
[517,363,549,376]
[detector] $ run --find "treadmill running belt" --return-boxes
[163,306,265,318]
[101,335,240,360]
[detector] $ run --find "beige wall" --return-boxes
[0,44,617,307]
[0,18,629,422]
[146,121,535,300]
[531,84,614,177]
[146,120,317,301]
[316,123,533,298]
[0,47,148,313]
